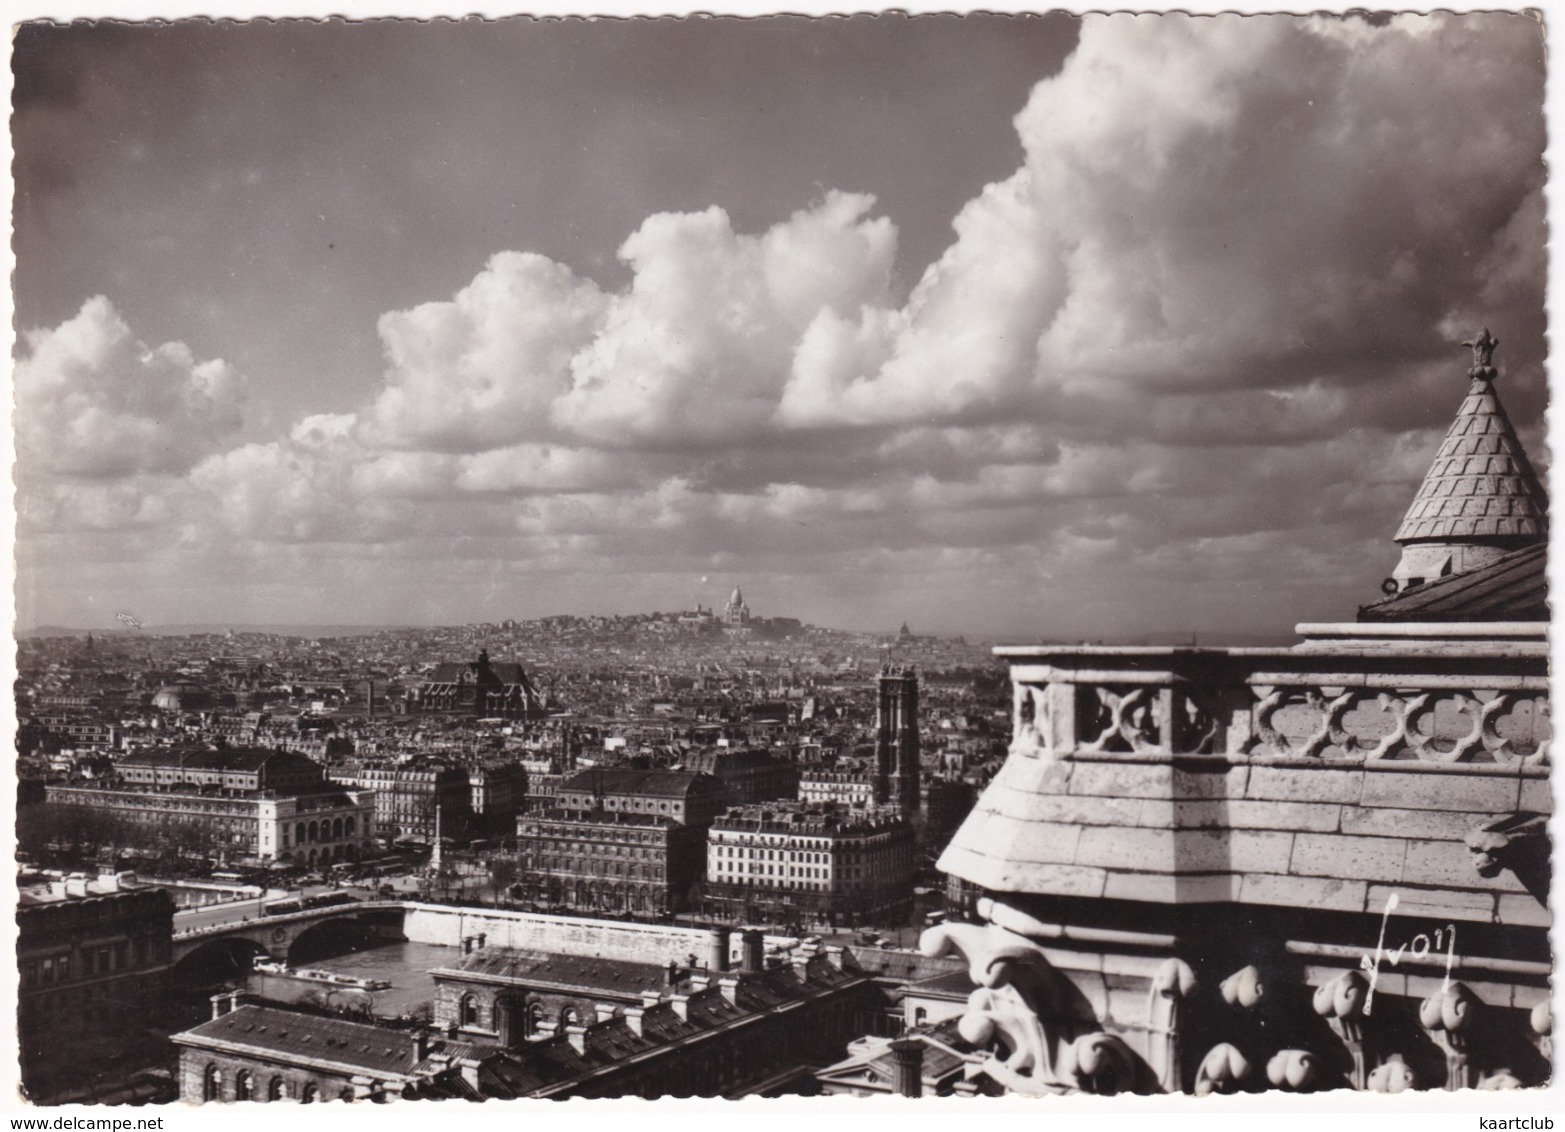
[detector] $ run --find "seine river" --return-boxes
[241,941,456,1019]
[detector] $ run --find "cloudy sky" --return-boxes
[12,12,1548,639]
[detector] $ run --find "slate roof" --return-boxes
[1359,543,1548,622]
[1395,375,1547,544]
[842,946,966,984]
[175,1005,422,1078]
[560,768,722,798]
[428,661,534,686]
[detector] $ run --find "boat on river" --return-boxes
[251,956,389,990]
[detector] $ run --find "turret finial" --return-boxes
[1462,328,1499,378]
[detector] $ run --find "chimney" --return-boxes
[889,1038,925,1098]
[688,972,710,993]
[210,992,232,1020]
[740,929,765,974]
[640,990,662,1010]
[824,945,846,971]
[476,933,486,950]
[718,976,740,1005]
[594,1002,616,1025]
[708,926,731,973]
[669,994,690,1021]
[494,998,523,1050]
[665,960,681,990]
[624,1007,645,1037]
[458,1058,482,1092]
[412,1028,432,1061]
[564,1024,588,1055]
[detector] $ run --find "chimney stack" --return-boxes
[670,994,690,1021]
[708,926,731,972]
[665,960,681,990]
[640,990,662,1010]
[494,997,524,1050]
[824,945,846,971]
[594,1003,616,1025]
[741,929,765,974]
[412,1028,432,1062]
[624,1007,645,1037]
[889,1038,925,1098]
[688,972,710,993]
[718,976,740,1005]
[564,1024,588,1055]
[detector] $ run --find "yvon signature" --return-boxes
[1360,892,1456,1016]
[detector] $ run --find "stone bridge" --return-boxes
[172,901,408,967]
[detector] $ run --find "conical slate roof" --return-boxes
[1394,372,1547,545]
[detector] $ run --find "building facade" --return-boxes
[554,767,727,828]
[798,769,876,808]
[515,809,707,915]
[329,761,472,843]
[44,748,376,865]
[684,748,800,806]
[17,879,175,1103]
[704,802,915,927]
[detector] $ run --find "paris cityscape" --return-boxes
[9,8,1556,1114]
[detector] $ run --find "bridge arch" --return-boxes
[280,907,404,964]
[174,935,270,979]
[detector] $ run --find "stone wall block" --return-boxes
[1289,833,1409,884]
[1359,771,1519,814]
[1173,799,1341,833]
[1240,873,1367,913]
[1404,839,1526,892]
[1340,807,1495,842]
[1246,766,1364,805]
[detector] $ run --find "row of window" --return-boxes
[526,859,666,880]
[202,1065,346,1103]
[20,937,163,988]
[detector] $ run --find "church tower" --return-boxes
[1390,329,1547,593]
[875,665,921,815]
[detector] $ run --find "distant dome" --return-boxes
[152,683,212,711]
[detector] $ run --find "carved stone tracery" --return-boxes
[918,919,1147,1096]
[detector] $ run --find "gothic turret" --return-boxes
[1389,330,1547,593]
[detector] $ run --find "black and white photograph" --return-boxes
[7,3,1556,1112]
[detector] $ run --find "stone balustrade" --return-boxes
[1001,623,1548,766]
[933,622,1552,1095]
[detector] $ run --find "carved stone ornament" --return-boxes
[1266,1049,1320,1092]
[1463,328,1499,374]
[919,919,1133,1095]
[1530,999,1551,1063]
[1367,1054,1418,1093]
[1466,812,1549,877]
[1220,965,1265,1009]
[1312,970,1370,1089]
[1194,1043,1251,1096]
[1420,982,1481,1091]
[1147,958,1198,1094]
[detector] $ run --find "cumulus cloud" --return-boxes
[364,252,608,452]
[777,12,1546,426]
[15,295,246,479]
[553,191,896,447]
[20,13,1545,636]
